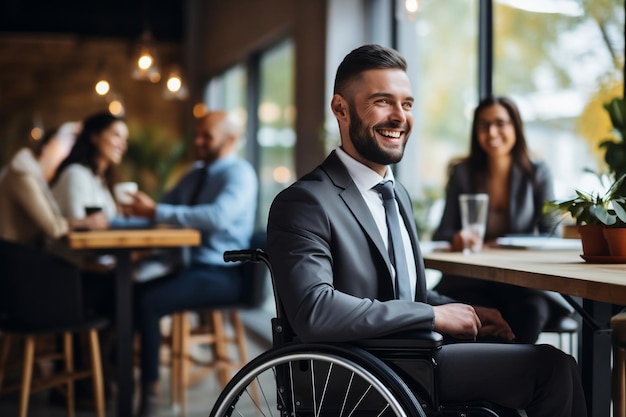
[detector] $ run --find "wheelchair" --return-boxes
[210,248,521,417]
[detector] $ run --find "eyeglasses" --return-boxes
[477,119,512,132]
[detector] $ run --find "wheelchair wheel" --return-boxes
[209,343,427,417]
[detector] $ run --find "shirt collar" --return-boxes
[335,147,395,193]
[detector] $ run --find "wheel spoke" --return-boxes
[339,371,355,417]
[209,349,416,417]
[316,362,333,417]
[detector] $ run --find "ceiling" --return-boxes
[0,0,183,42]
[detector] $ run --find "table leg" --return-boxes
[612,311,626,417]
[114,250,134,417]
[579,299,612,417]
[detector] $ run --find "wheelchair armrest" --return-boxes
[354,330,443,350]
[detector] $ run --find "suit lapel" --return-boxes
[321,152,393,274]
[321,152,428,302]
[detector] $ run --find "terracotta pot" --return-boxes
[578,224,610,256]
[603,227,626,257]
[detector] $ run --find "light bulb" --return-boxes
[95,80,110,95]
[193,103,208,118]
[138,53,153,70]
[167,75,182,92]
[405,0,419,13]
[109,100,124,115]
[31,127,43,140]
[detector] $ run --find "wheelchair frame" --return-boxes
[209,248,518,417]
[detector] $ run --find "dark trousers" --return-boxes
[436,343,586,417]
[135,263,243,383]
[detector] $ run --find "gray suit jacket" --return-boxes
[267,151,452,343]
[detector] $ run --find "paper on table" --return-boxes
[495,236,582,250]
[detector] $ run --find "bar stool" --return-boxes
[0,239,108,417]
[168,231,267,415]
[168,309,249,414]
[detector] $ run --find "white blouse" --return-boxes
[52,163,118,220]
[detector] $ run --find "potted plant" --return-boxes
[544,172,626,257]
[598,97,626,256]
[545,96,626,258]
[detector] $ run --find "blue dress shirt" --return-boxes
[155,154,258,266]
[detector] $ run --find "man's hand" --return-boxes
[473,306,515,341]
[122,191,156,219]
[432,303,482,339]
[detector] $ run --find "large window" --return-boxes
[493,0,624,198]
[205,39,295,230]
[205,64,248,150]
[395,0,624,239]
[257,39,296,229]
[396,0,479,239]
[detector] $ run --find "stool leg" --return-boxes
[0,333,12,390]
[64,332,75,417]
[179,312,190,417]
[211,311,230,388]
[19,335,35,417]
[230,310,258,403]
[88,329,106,417]
[170,313,182,409]
[231,311,248,367]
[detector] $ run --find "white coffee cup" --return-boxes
[114,181,138,204]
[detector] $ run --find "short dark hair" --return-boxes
[333,44,407,95]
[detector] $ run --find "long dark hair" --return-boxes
[52,112,124,191]
[466,95,535,184]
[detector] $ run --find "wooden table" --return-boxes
[68,228,201,417]
[423,248,626,417]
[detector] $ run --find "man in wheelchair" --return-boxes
[266,44,586,417]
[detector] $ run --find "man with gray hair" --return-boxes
[125,110,258,417]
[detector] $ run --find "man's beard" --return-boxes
[348,105,408,166]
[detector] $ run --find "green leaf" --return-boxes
[613,201,626,223]
[590,205,616,225]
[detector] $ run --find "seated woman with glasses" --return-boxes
[432,95,566,344]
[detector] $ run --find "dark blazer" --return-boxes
[432,159,558,242]
[267,151,453,343]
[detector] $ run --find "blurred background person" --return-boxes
[0,121,107,247]
[0,121,113,406]
[432,95,567,344]
[123,110,258,417]
[51,111,128,222]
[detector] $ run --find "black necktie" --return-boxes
[188,168,207,205]
[373,181,412,301]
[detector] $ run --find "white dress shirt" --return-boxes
[335,147,417,299]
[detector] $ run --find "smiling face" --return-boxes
[332,68,413,176]
[476,103,516,160]
[93,120,128,167]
